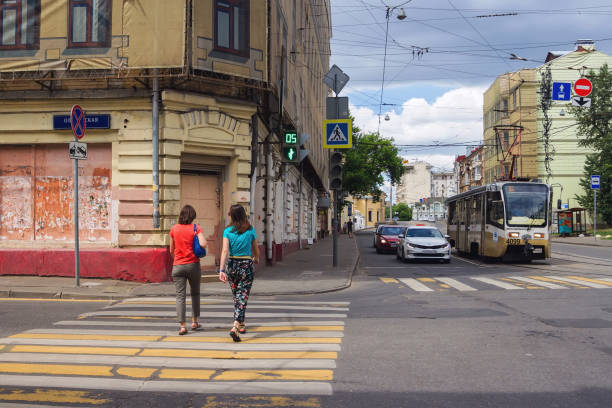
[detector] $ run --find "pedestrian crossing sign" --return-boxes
[323,119,352,149]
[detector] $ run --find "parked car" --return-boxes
[375,224,406,253]
[397,226,451,263]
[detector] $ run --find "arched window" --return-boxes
[0,0,40,50]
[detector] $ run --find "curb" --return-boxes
[552,240,612,248]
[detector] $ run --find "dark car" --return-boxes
[375,225,406,253]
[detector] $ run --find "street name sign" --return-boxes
[552,82,571,101]
[591,175,600,190]
[323,119,352,149]
[54,114,110,130]
[572,96,591,107]
[574,78,593,97]
[69,141,87,160]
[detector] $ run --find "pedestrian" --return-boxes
[219,204,260,342]
[169,204,207,335]
[347,218,354,238]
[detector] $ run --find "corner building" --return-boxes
[0,0,331,281]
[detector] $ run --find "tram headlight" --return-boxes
[533,233,545,239]
[508,232,520,238]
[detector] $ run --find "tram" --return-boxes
[446,181,552,261]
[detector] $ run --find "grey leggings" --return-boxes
[172,262,201,323]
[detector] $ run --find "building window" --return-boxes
[214,0,249,57]
[0,0,39,50]
[68,0,111,48]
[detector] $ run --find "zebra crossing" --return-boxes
[381,275,612,292]
[0,297,349,399]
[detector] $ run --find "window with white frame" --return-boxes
[69,0,111,48]
[0,0,39,50]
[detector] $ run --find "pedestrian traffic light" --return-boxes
[282,131,300,163]
[329,151,343,190]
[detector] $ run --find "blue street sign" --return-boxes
[54,114,110,130]
[591,175,600,190]
[552,82,571,101]
[323,119,352,148]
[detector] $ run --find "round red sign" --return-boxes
[573,78,592,97]
[70,105,86,140]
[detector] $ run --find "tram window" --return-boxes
[448,202,456,224]
[487,192,504,228]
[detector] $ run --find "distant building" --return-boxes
[341,194,386,229]
[396,160,432,204]
[456,146,484,193]
[431,171,457,199]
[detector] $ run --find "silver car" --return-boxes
[397,226,451,263]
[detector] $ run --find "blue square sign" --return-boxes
[552,82,571,101]
[591,175,600,189]
[323,119,352,149]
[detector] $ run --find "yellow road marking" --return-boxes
[0,345,4,352]
[380,277,398,283]
[116,367,157,378]
[0,388,110,405]
[0,298,110,303]
[11,333,161,341]
[566,276,612,287]
[501,278,544,289]
[0,363,112,377]
[213,369,333,381]
[418,278,436,282]
[157,369,215,380]
[11,345,139,356]
[249,325,344,332]
[439,284,450,289]
[527,276,588,288]
[139,349,337,359]
[203,396,321,408]
[163,336,342,344]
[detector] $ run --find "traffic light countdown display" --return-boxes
[282,131,299,163]
[329,151,343,190]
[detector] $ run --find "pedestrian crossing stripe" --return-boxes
[379,275,612,292]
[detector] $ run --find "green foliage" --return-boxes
[569,64,612,224]
[342,118,404,201]
[388,203,412,221]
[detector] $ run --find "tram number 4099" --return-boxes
[507,238,521,245]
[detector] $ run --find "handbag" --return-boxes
[192,224,206,258]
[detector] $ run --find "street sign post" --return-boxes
[552,82,571,101]
[574,78,593,97]
[323,119,352,149]
[69,105,85,287]
[591,175,600,240]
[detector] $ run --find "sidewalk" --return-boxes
[552,235,612,247]
[0,234,359,300]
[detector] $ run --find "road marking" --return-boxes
[527,276,587,288]
[435,277,477,291]
[508,276,567,289]
[398,278,434,292]
[500,278,544,289]
[162,337,342,344]
[80,311,348,319]
[379,278,399,283]
[0,353,337,369]
[0,388,110,405]
[210,370,333,382]
[121,298,349,306]
[108,304,350,312]
[10,333,161,342]
[451,256,483,266]
[201,396,321,408]
[0,363,112,377]
[417,278,436,282]
[470,277,523,290]
[0,375,334,395]
[565,276,612,287]
[53,320,346,329]
[27,328,344,338]
[9,345,139,356]
[0,298,111,303]
[116,367,157,378]
[546,276,610,289]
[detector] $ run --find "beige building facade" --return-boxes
[0,0,331,280]
[396,160,432,205]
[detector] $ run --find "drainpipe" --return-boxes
[152,68,160,229]
[266,146,273,261]
[298,162,303,249]
[249,115,258,224]
[282,163,288,244]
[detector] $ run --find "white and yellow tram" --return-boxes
[446,181,551,261]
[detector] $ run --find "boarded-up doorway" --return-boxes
[180,172,222,271]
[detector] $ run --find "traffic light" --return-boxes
[282,130,299,163]
[329,151,343,190]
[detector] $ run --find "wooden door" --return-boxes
[180,173,221,271]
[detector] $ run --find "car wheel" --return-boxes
[396,249,401,260]
[443,259,451,264]
[402,249,409,263]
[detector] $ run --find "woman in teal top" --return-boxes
[219,204,260,342]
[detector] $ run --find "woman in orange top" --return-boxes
[169,205,207,335]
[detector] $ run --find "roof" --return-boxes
[407,225,437,229]
[545,51,572,62]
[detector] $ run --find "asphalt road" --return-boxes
[0,233,611,407]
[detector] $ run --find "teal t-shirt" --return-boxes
[223,226,257,257]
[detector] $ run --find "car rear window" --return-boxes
[406,228,443,238]
[381,227,403,235]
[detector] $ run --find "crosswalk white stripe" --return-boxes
[398,278,434,292]
[0,353,337,369]
[53,320,346,327]
[25,329,344,338]
[80,311,347,318]
[106,304,350,312]
[0,375,333,395]
[470,277,523,290]
[122,297,350,305]
[600,278,612,284]
[508,276,568,289]
[434,277,477,291]
[546,276,610,289]
[0,338,341,351]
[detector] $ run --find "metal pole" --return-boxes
[332,189,338,267]
[152,69,160,228]
[73,140,80,287]
[593,190,597,240]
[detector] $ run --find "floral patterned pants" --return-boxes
[226,258,254,323]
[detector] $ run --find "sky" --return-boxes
[328,0,612,173]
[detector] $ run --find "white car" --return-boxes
[397,226,451,263]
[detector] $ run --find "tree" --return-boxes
[385,203,412,221]
[342,119,404,201]
[569,64,612,224]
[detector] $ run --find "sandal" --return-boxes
[178,327,188,335]
[238,323,246,334]
[229,325,241,342]
[191,322,202,330]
